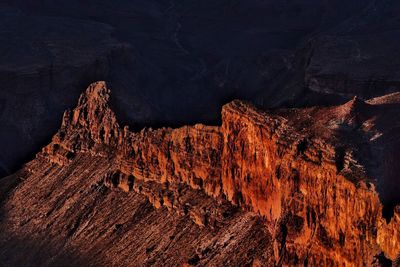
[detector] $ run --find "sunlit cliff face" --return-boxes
[1,82,395,265]
[1,1,400,265]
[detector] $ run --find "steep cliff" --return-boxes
[1,82,399,266]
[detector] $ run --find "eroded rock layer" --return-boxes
[1,81,399,266]
[0,154,274,267]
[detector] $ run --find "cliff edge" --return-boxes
[1,81,399,266]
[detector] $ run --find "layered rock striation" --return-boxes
[32,82,400,265]
[2,81,399,266]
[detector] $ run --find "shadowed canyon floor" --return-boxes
[0,82,399,266]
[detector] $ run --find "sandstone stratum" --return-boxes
[0,81,399,266]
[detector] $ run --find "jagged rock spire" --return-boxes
[62,81,120,145]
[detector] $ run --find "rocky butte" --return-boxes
[0,81,399,266]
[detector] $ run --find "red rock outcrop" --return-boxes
[3,81,400,266]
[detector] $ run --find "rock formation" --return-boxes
[1,81,399,266]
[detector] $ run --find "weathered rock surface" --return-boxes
[1,82,399,266]
[0,154,274,267]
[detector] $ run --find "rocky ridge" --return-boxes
[1,81,399,266]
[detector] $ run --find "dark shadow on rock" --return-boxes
[0,235,94,267]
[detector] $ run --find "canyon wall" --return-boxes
[42,82,399,265]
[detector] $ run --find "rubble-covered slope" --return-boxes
[0,154,273,267]
[1,82,399,266]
